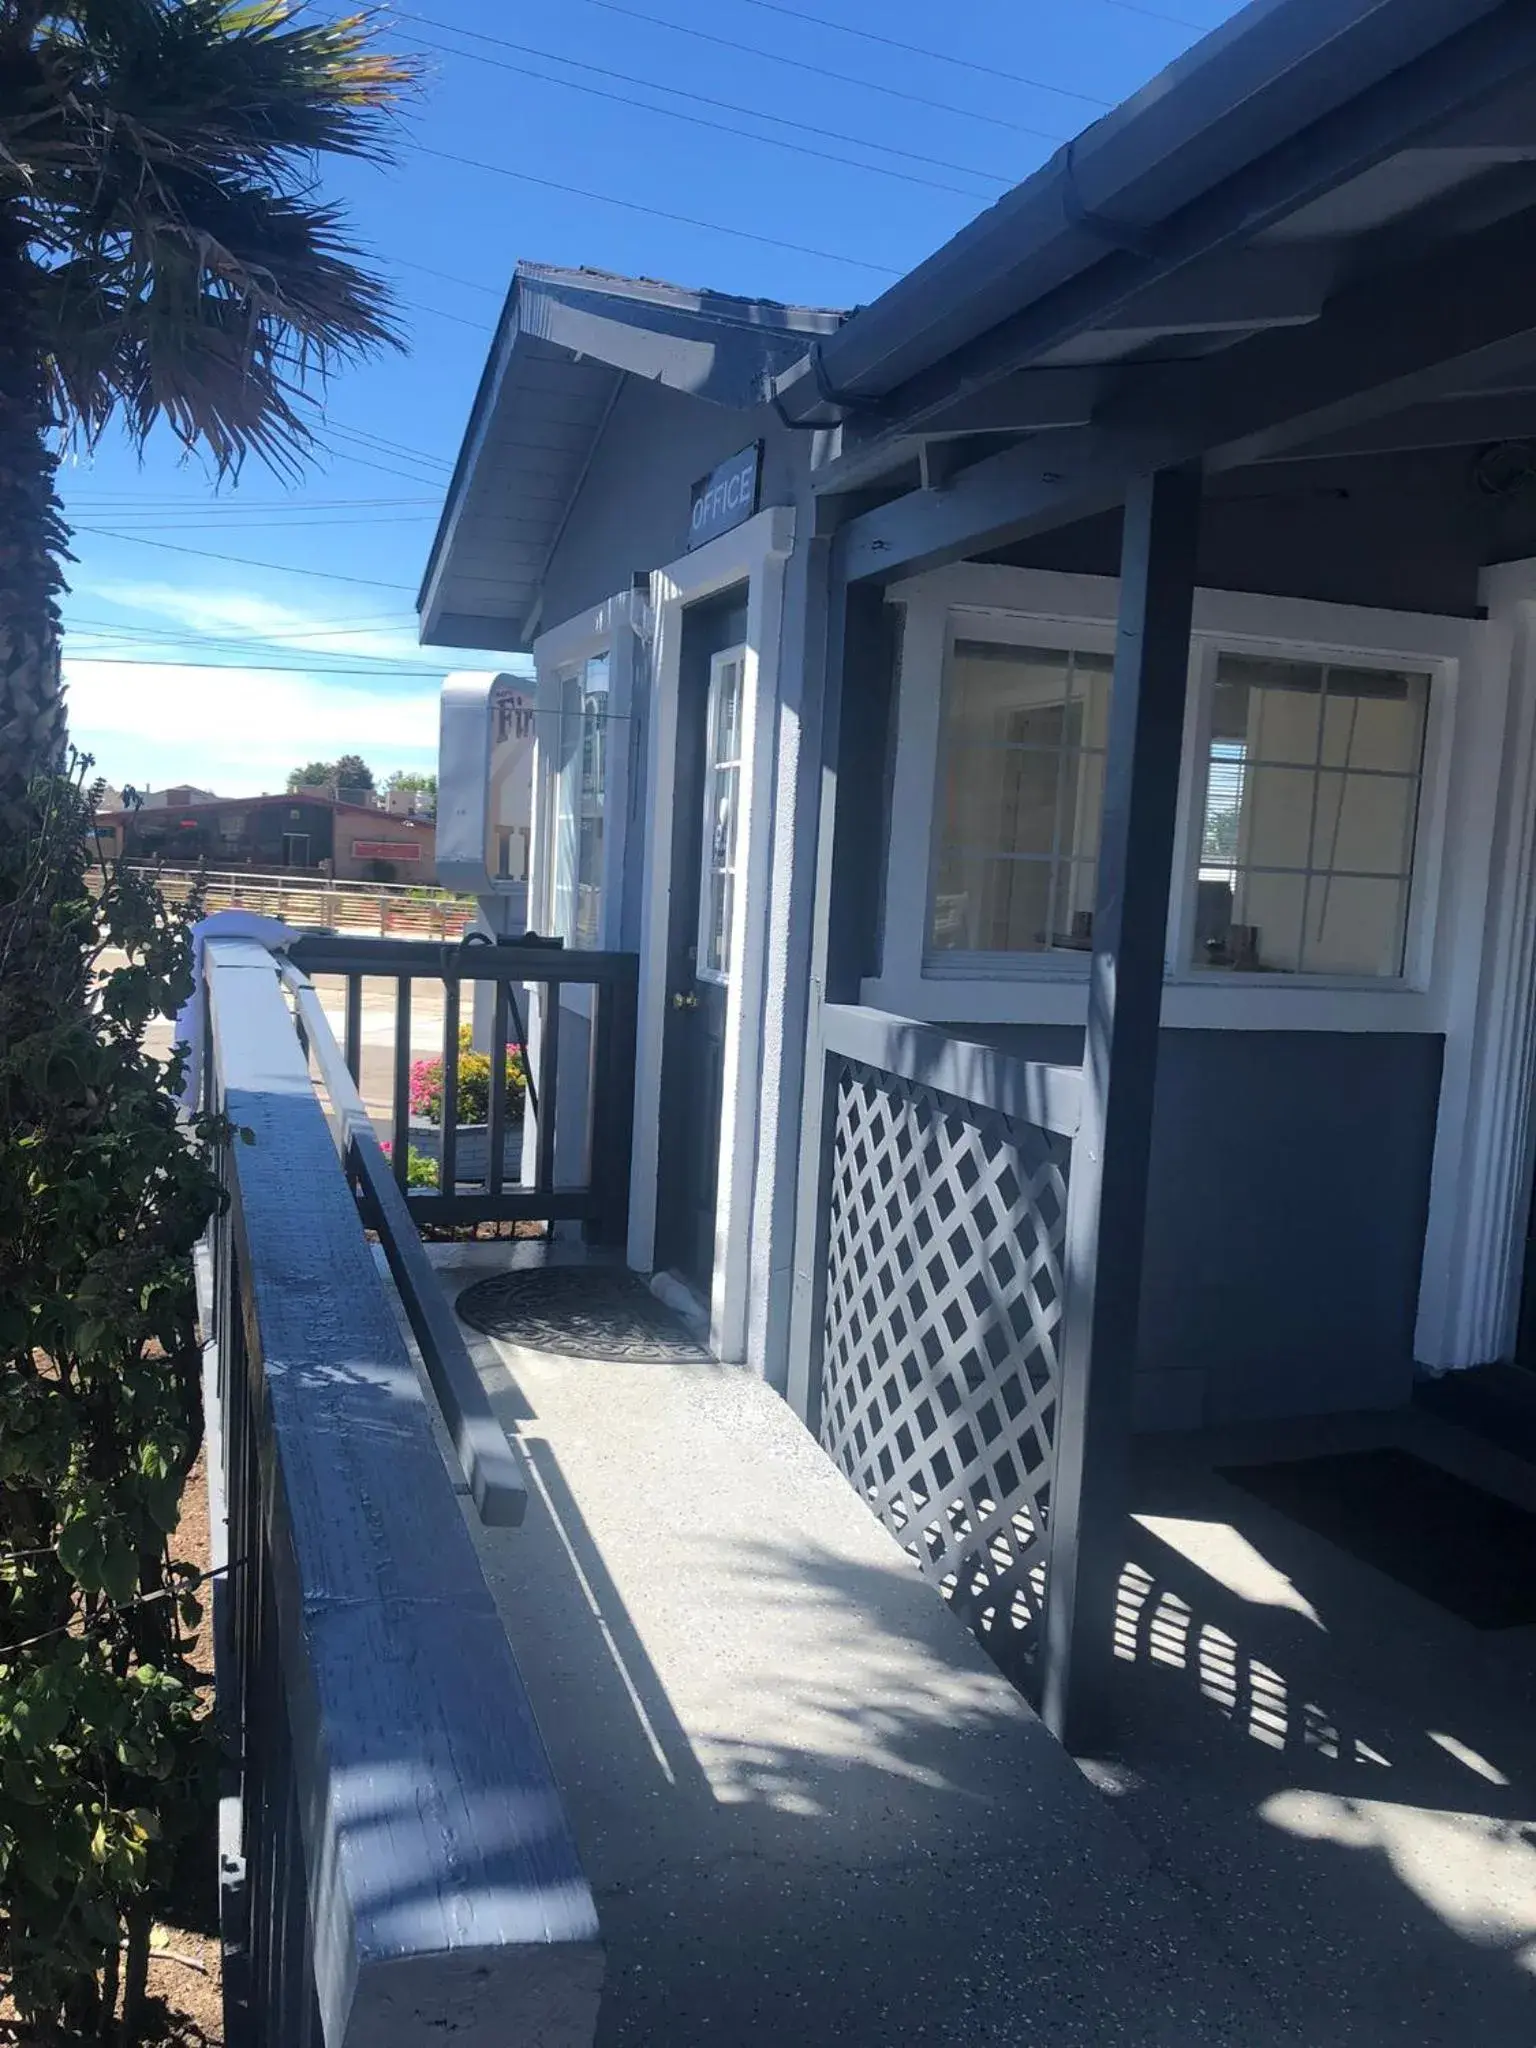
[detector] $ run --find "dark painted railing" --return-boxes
[200,938,602,2046]
[286,934,638,1241]
[807,1005,1081,1700]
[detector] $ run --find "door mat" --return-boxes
[456,1266,712,1363]
[1219,1447,1536,1629]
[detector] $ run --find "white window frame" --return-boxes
[531,589,644,1017]
[867,562,1469,1034]
[696,645,748,987]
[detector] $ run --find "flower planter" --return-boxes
[406,1119,524,1190]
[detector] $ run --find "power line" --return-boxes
[414,144,903,277]
[321,422,452,471]
[1091,0,1214,29]
[390,255,503,299]
[66,512,433,531]
[400,25,1006,195]
[731,0,1113,106]
[71,528,416,591]
[60,495,436,511]
[63,652,457,680]
[399,9,1017,182]
[402,294,494,333]
[566,0,1070,140]
[65,610,415,645]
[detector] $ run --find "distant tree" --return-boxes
[331,752,375,794]
[386,768,436,795]
[287,759,335,792]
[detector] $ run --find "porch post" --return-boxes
[1042,464,1201,1747]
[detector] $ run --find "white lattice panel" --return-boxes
[819,1057,1069,1678]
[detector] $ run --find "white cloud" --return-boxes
[83,579,429,664]
[65,656,445,794]
[62,578,530,793]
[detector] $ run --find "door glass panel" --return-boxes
[699,650,745,982]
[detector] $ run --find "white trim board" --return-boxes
[628,506,796,1361]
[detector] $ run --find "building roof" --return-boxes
[418,263,845,651]
[769,0,1536,522]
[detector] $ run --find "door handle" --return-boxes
[671,989,699,1010]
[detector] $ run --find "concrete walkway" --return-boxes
[392,1244,1295,2047]
[1106,1411,1536,2045]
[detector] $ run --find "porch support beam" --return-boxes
[1042,464,1201,1748]
[836,197,1536,584]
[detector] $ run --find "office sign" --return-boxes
[689,443,760,550]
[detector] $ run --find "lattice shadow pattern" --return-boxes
[818,1058,1069,1686]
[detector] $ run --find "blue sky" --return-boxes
[62,0,1243,795]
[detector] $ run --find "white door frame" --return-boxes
[629,505,795,1359]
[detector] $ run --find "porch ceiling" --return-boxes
[418,265,844,653]
[777,0,1536,602]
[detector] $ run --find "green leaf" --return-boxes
[100,1533,139,1607]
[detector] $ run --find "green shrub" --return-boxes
[409,1023,526,1125]
[0,763,226,2031]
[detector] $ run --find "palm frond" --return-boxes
[4,0,417,475]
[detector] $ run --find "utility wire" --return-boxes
[1091,0,1214,28]
[59,495,435,512]
[400,26,1007,195]
[390,255,502,298]
[413,144,903,277]
[399,10,1017,182]
[731,0,1113,105]
[64,501,434,524]
[71,528,416,592]
[64,653,459,680]
[566,0,1071,140]
[64,611,415,646]
[321,422,452,470]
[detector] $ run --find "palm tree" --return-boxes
[0,0,414,815]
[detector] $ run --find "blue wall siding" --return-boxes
[540,379,807,633]
[969,1025,1444,1427]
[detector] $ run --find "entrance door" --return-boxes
[654,592,749,1303]
[281,832,309,868]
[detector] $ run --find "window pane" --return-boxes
[1052,860,1097,948]
[1310,771,1416,876]
[1193,654,1428,978]
[941,742,1069,859]
[1321,669,1424,771]
[699,654,744,980]
[928,633,1107,958]
[1233,871,1306,973]
[1301,875,1407,976]
[1243,764,1316,870]
[1215,654,1323,764]
[948,641,1074,748]
[930,851,1052,954]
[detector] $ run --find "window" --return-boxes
[1192,652,1428,978]
[698,647,745,982]
[549,651,610,948]
[927,636,1111,959]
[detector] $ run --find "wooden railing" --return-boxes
[199,938,603,2045]
[287,934,639,1240]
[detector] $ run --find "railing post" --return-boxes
[1043,465,1202,1748]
